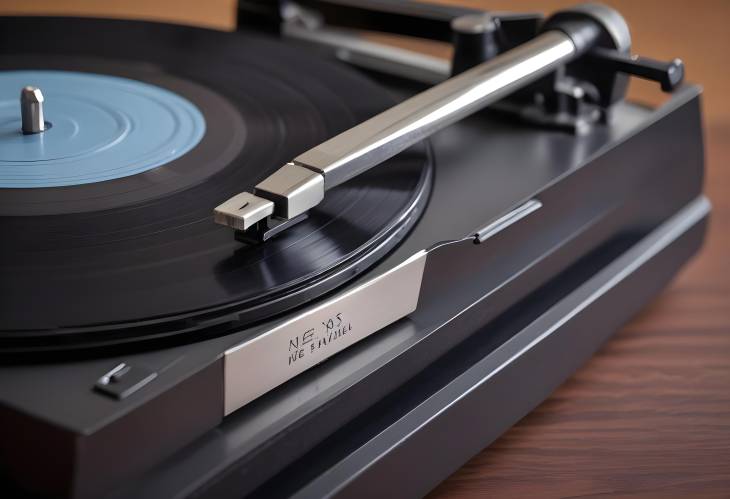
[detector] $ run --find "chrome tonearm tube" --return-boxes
[214,4,627,240]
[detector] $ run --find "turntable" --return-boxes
[0,1,708,498]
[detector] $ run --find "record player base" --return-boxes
[0,84,707,498]
[119,197,708,499]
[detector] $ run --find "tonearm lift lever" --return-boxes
[214,3,684,243]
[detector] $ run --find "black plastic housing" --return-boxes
[0,77,707,497]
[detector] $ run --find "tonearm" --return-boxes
[215,2,684,243]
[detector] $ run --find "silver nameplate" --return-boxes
[223,251,428,415]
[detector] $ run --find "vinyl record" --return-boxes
[0,17,432,353]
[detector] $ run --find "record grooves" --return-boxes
[0,17,433,354]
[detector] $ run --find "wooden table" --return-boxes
[2,1,728,496]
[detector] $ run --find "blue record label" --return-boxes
[0,70,206,188]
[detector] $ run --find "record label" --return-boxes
[0,70,206,188]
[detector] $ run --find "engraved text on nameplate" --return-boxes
[223,251,427,415]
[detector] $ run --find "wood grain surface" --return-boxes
[2,1,728,497]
